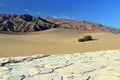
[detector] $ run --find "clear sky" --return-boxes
[0,0,120,28]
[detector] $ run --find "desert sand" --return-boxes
[0,29,120,80]
[0,28,120,57]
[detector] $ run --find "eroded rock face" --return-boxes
[0,14,58,33]
[0,50,120,80]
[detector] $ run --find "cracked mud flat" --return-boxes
[0,50,120,80]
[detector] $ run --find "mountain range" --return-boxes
[0,14,119,33]
[0,14,57,33]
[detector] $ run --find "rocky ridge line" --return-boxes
[0,14,119,33]
[45,17,119,33]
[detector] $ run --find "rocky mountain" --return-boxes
[45,17,119,33]
[0,14,58,33]
[0,14,119,33]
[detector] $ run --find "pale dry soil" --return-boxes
[0,28,120,57]
[0,50,120,80]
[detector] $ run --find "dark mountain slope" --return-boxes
[0,14,57,33]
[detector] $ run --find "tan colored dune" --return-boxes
[0,28,120,57]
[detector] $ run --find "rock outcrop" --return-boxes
[0,50,120,80]
[0,14,58,33]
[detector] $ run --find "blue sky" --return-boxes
[0,0,120,28]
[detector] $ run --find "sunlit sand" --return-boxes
[0,28,120,57]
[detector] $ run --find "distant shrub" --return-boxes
[83,35,92,41]
[78,35,93,42]
[78,38,85,42]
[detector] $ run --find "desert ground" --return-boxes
[0,29,120,80]
[0,50,120,80]
[0,28,120,57]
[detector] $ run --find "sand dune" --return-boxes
[0,28,120,57]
